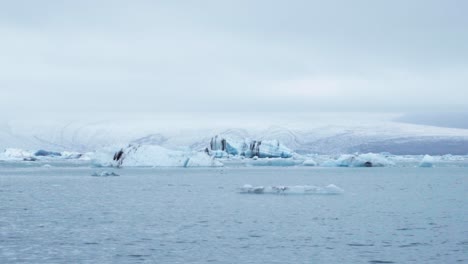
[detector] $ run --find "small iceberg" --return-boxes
[302,159,317,166]
[240,184,344,195]
[246,158,300,167]
[0,148,35,161]
[323,153,394,167]
[34,149,62,157]
[419,155,434,168]
[91,171,120,177]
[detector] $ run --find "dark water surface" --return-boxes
[0,166,467,263]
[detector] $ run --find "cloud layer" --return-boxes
[1,0,467,114]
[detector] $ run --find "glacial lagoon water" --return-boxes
[0,165,467,263]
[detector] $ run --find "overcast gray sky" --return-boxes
[1,0,467,114]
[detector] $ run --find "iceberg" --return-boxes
[60,151,84,159]
[0,148,35,161]
[209,136,293,158]
[419,155,434,167]
[34,149,62,157]
[245,158,300,167]
[323,153,395,167]
[245,140,293,158]
[95,144,223,167]
[302,159,317,166]
[91,171,120,177]
[240,184,344,195]
[185,152,224,167]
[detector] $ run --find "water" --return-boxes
[0,165,467,263]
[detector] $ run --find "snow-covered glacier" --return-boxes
[1,113,468,167]
[2,112,468,155]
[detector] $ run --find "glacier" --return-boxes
[2,113,468,155]
[1,112,468,168]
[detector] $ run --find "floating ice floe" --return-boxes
[0,148,90,162]
[240,184,344,195]
[91,171,120,177]
[60,151,85,159]
[419,155,434,167]
[94,144,223,167]
[322,153,395,167]
[245,158,300,167]
[302,159,317,166]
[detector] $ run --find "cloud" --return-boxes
[0,0,467,115]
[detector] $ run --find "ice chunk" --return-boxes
[302,159,317,166]
[240,184,344,195]
[240,184,265,194]
[244,140,293,158]
[184,152,224,167]
[91,171,120,177]
[60,151,83,159]
[419,155,434,167]
[246,158,299,167]
[324,153,394,167]
[34,149,62,157]
[0,148,35,161]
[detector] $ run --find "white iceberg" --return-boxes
[60,151,84,159]
[323,153,395,167]
[302,159,317,166]
[184,152,224,167]
[94,144,223,167]
[0,148,35,161]
[419,155,434,167]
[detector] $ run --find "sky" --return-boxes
[1,0,467,115]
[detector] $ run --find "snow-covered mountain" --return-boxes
[1,113,468,155]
